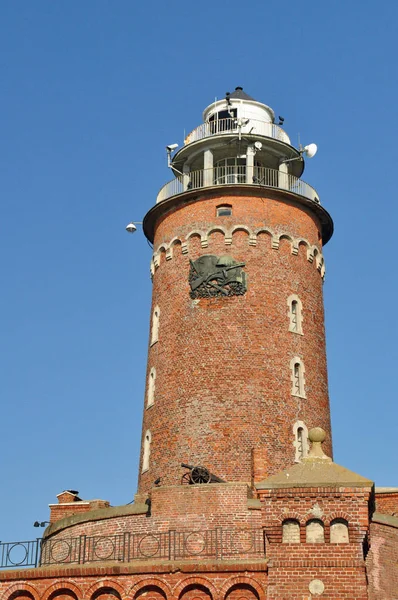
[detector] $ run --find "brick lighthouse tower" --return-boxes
[139,86,334,493]
[2,88,397,600]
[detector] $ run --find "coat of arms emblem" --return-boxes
[189,255,247,299]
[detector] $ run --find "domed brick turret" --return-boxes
[138,88,334,494]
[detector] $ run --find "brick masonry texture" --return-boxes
[367,518,398,600]
[0,564,268,600]
[138,191,332,495]
[375,491,398,516]
[257,486,371,599]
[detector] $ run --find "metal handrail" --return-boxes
[0,528,265,569]
[184,118,290,145]
[156,166,320,205]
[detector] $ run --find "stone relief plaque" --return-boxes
[189,255,247,299]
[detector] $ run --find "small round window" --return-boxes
[216,205,232,217]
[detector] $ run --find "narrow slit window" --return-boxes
[147,367,156,407]
[293,421,308,462]
[297,427,304,457]
[291,301,298,330]
[287,295,303,334]
[290,357,306,398]
[150,305,160,345]
[142,430,152,473]
[294,363,301,395]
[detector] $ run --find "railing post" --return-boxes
[216,527,223,560]
[182,164,190,191]
[168,529,176,561]
[278,162,289,191]
[246,146,255,184]
[122,532,130,563]
[203,150,213,187]
[78,535,86,564]
[35,538,41,568]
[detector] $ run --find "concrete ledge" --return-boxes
[143,186,334,245]
[372,511,398,529]
[0,558,268,581]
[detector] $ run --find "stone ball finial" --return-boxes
[309,427,326,443]
[306,427,331,461]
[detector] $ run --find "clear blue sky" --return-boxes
[1,1,397,543]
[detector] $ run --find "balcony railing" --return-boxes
[184,118,290,145]
[156,166,320,204]
[0,528,265,569]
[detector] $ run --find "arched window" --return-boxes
[330,519,349,543]
[282,519,300,543]
[306,519,325,543]
[147,367,156,407]
[290,357,306,398]
[287,294,303,334]
[293,421,309,462]
[142,430,151,473]
[150,305,160,345]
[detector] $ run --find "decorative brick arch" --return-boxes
[296,238,310,249]
[278,511,304,524]
[220,576,265,600]
[169,237,183,258]
[186,230,206,242]
[173,576,218,600]
[231,225,251,236]
[128,578,172,600]
[2,583,40,600]
[308,244,322,264]
[151,231,325,278]
[278,233,294,243]
[207,226,228,237]
[85,579,126,600]
[254,227,275,238]
[325,511,352,525]
[42,581,81,600]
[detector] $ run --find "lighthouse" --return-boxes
[139,86,334,494]
[3,88,395,600]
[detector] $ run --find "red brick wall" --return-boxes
[50,500,110,523]
[375,491,398,516]
[42,484,262,543]
[258,486,371,600]
[0,564,268,600]
[367,517,398,600]
[138,191,331,494]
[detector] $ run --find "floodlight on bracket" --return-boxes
[165,143,185,176]
[280,143,318,165]
[125,221,143,234]
[166,143,179,166]
[126,221,153,249]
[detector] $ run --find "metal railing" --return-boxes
[0,528,265,569]
[156,166,320,204]
[0,539,41,569]
[184,118,290,145]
